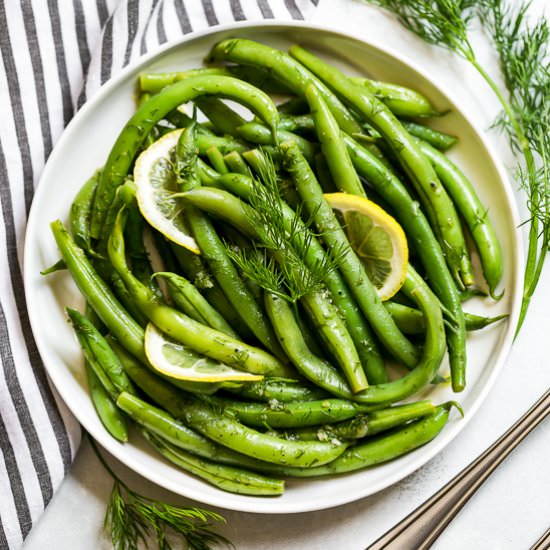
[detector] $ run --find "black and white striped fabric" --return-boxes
[0,1,319,547]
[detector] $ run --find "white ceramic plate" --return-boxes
[24,22,521,514]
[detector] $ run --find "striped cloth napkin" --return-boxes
[0,1,318,548]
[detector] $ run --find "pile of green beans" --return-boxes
[47,38,506,496]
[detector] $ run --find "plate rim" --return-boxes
[23,19,523,514]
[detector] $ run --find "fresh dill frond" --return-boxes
[89,434,231,550]
[226,150,344,303]
[477,0,550,330]
[364,0,477,59]
[364,0,550,334]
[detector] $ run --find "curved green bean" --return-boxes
[69,169,99,252]
[289,44,474,289]
[91,74,279,237]
[273,399,436,441]
[343,136,467,392]
[179,186,369,392]
[417,138,503,297]
[85,361,128,442]
[107,207,293,378]
[224,378,328,403]
[211,170,387,384]
[216,397,376,429]
[401,121,457,151]
[384,300,507,334]
[280,139,419,368]
[349,77,441,118]
[264,403,452,477]
[206,38,361,135]
[142,430,285,496]
[304,84,363,195]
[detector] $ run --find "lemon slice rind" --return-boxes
[134,129,200,254]
[324,192,408,301]
[144,323,263,383]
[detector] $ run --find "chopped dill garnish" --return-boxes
[225,151,345,303]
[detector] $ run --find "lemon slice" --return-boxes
[144,323,263,383]
[134,129,199,253]
[324,192,408,301]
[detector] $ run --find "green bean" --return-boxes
[85,361,128,442]
[138,68,231,92]
[90,74,279,238]
[236,122,317,162]
[385,300,507,334]
[40,259,66,275]
[51,220,146,361]
[223,151,250,176]
[417,139,503,297]
[383,301,426,335]
[176,123,285,358]
[174,394,349,467]
[153,272,239,338]
[205,145,229,174]
[216,397,377,429]
[289,45,474,289]
[401,121,458,151]
[280,140,419,368]
[110,376,272,469]
[304,84,363,195]
[349,77,441,118]
[464,311,508,330]
[210,172,388,385]
[195,96,246,135]
[115,390,225,454]
[272,266,446,404]
[170,242,256,341]
[278,113,316,133]
[264,403,452,477]
[107,208,293,378]
[142,430,285,496]
[275,399,436,441]
[207,39,361,134]
[67,307,137,397]
[139,66,291,96]
[224,378,328,403]
[69,169,99,252]
[179,186,369,392]
[460,288,488,301]
[343,136,467,392]
[264,291,361,400]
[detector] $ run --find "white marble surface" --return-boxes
[23,1,550,548]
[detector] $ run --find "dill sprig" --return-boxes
[89,435,231,550]
[226,151,345,302]
[363,0,550,334]
[365,0,478,59]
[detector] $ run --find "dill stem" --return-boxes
[87,432,129,489]
[469,58,541,335]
